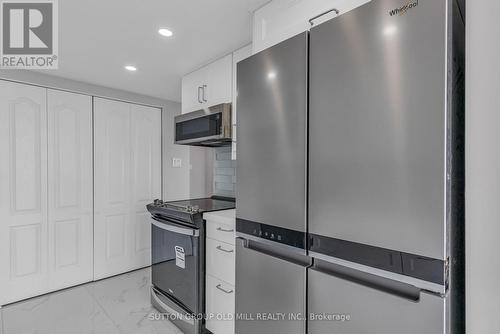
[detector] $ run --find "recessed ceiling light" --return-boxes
[125,65,137,71]
[158,28,173,37]
[267,71,277,79]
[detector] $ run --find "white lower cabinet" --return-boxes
[93,98,161,280]
[204,210,236,334]
[206,274,235,334]
[0,82,93,305]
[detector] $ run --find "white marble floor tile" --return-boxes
[2,286,120,334]
[1,268,181,334]
[86,268,181,334]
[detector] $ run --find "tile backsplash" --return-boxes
[213,146,236,198]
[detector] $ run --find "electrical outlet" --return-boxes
[172,158,182,168]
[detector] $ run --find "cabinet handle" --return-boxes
[202,85,208,102]
[216,227,234,233]
[198,86,203,103]
[309,8,340,26]
[216,245,234,253]
[216,284,233,294]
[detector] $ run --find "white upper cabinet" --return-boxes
[252,0,371,54]
[93,98,161,280]
[181,54,233,114]
[0,81,48,306]
[47,89,93,291]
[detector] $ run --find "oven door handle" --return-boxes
[151,217,199,237]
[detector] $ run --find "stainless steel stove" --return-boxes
[146,196,235,334]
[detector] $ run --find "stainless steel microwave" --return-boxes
[174,103,232,147]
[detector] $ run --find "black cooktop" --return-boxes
[147,196,235,226]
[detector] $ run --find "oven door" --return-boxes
[151,216,200,313]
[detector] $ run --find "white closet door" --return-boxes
[47,90,93,290]
[94,98,161,279]
[130,104,161,269]
[0,81,48,305]
[94,98,132,279]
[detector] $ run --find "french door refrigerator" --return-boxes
[236,0,465,333]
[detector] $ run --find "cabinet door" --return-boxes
[205,54,232,107]
[252,0,370,54]
[0,81,48,305]
[93,98,133,279]
[182,67,207,114]
[47,90,93,291]
[129,104,161,269]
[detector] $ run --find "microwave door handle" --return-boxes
[151,218,199,237]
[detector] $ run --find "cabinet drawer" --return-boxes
[206,220,235,245]
[206,238,235,285]
[206,274,235,334]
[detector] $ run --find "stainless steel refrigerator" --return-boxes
[236,0,464,333]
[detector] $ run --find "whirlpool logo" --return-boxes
[389,0,418,16]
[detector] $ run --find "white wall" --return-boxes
[0,70,210,201]
[466,2,500,333]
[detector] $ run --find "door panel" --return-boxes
[308,267,445,333]
[0,81,48,305]
[130,104,161,268]
[94,98,132,279]
[94,98,160,279]
[47,89,93,291]
[309,0,447,259]
[236,32,307,233]
[235,239,307,334]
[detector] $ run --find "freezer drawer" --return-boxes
[235,238,309,334]
[308,262,445,334]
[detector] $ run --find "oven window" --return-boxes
[152,222,200,313]
[176,113,221,141]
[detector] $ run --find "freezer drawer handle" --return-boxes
[216,245,234,253]
[216,226,234,233]
[151,217,199,237]
[216,284,233,294]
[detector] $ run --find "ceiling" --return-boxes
[43,0,269,102]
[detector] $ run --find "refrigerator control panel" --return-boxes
[236,218,306,249]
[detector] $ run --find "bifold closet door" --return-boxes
[93,98,161,279]
[0,81,48,305]
[47,89,93,291]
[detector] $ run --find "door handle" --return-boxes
[309,8,340,26]
[216,227,234,233]
[216,284,233,294]
[202,85,208,102]
[198,86,203,103]
[151,217,199,237]
[216,245,234,253]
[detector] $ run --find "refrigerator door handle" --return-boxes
[311,259,422,302]
[309,8,340,26]
[238,237,311,267]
